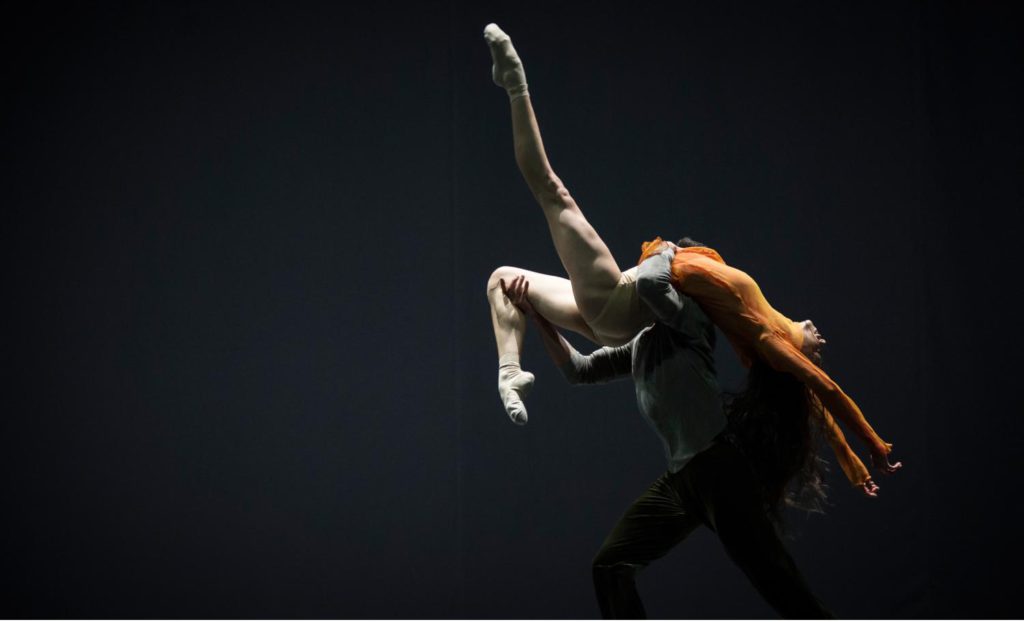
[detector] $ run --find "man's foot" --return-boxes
[483,23,529,100]
[498,363,534,425]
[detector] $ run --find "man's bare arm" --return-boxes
[501,275,632,384]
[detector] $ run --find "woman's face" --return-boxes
[800,319,826,364]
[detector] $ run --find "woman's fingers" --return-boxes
[871,451,903,476]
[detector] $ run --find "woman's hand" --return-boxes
[500,275,536,317]
[860,478,880,498]
[871,449,903,475]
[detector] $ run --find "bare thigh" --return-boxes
[542,200,622,323]
[490,265,599,343]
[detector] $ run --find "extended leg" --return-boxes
[487,266,598,424]
[685,442,834,619]
[484,24,622,322]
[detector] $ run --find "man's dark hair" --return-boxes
[724,362,829,530]
[677,236,706,248]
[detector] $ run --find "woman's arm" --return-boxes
[756,334,902,485]
[815,405,879,497]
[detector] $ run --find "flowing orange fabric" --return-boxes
[639,238,891,487]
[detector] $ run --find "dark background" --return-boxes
[3,1,1021,618]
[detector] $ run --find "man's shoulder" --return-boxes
[675,292,714,334]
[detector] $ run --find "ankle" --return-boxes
[498,353,521,368]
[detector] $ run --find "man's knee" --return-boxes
[592,551,643,585]
[592,552,650,619]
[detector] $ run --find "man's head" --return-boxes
[676,236,706,248]
[799,319,825,364]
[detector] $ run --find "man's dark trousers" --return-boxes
[592,437,834,619]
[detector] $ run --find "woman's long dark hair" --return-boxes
[676,236,828,525]
[724,361,829,527]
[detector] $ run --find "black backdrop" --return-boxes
[3,1,1022,618]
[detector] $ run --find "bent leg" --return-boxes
[487,266,598,353]
[486,266,598,425]
[592,473,701,619]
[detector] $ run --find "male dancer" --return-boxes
[499,244,833,618]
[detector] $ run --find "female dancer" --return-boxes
[482,24,901,493]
